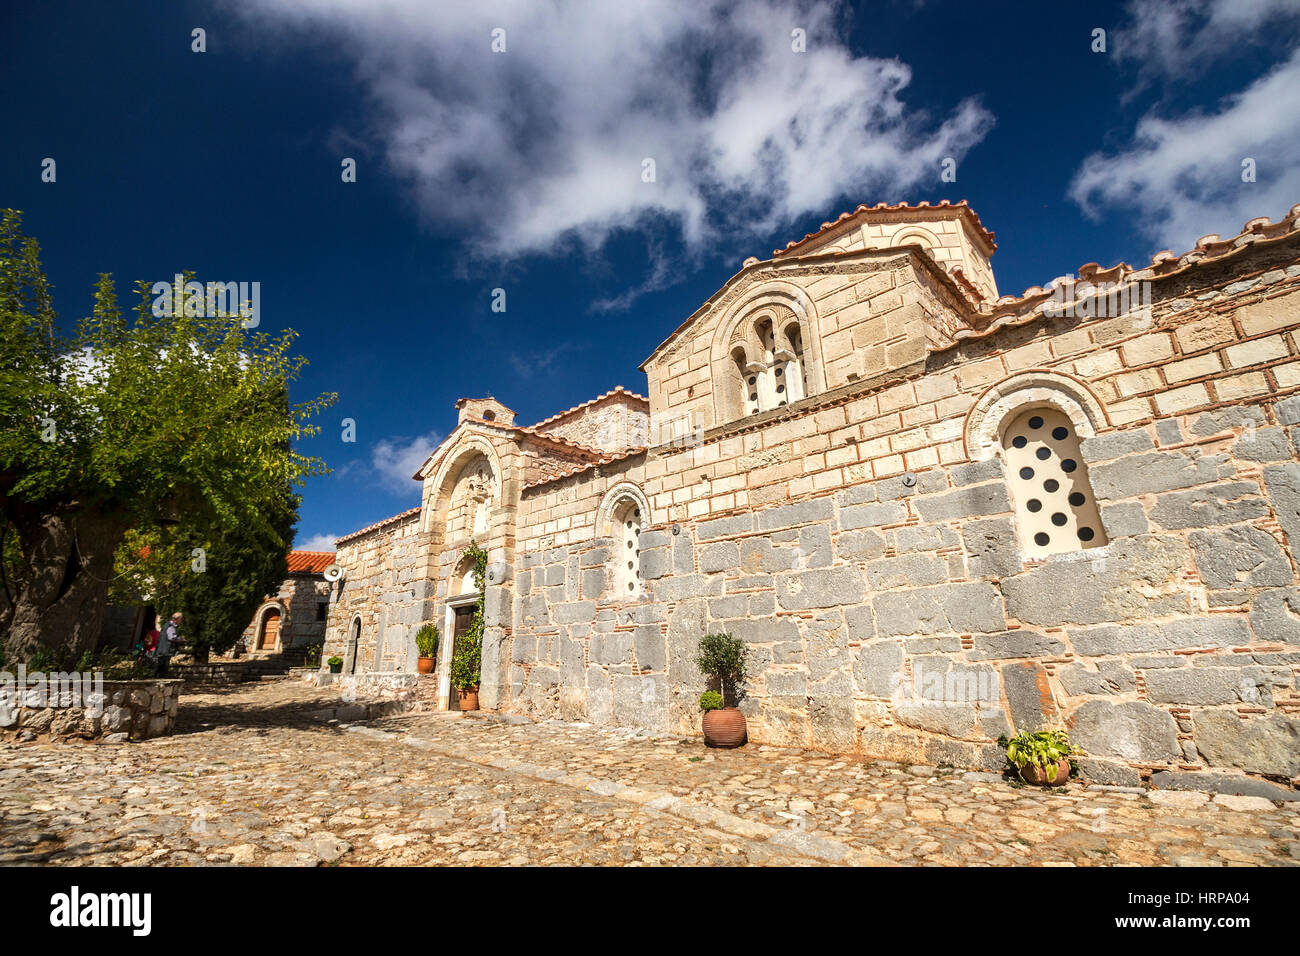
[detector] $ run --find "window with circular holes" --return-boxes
[1001,406,1107,559]
[611,498,643,598]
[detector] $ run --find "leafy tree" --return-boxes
[0,210,333,664]
[118,495,296,664]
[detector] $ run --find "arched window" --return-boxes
[1001,406,1107,558]
[611,498,643,598]
[777,321,806,405]
[733,346,758,417]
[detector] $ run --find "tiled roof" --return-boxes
[934,203,1300,353]
[335,507,422,545]
[529,385,649,431]
[522,446,648,491]
[287,550,336,574]
[773,199,997,258]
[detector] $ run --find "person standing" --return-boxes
[156,612,184,676]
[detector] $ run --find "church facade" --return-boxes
[322,200,1300,791]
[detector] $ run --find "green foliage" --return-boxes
[303,642,323,667]
[327,656,343,668]
[695,631,747,683]
[415,623,440,658]
[0,210,334,659]
[1001,730,1076,782]
[450,541,488,691]
[699,690,724,711]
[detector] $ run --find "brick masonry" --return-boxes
[325,202,1300,791]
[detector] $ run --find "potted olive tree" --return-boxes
[696,631,747,748]
[1000,729,1077,786]
[450,638,480,710]
[415,623,439,675]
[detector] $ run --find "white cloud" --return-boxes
[368,429,443,495]
[296,532,339,551]
[233,0,992,266]
[1071,5,1300,251]
[1114,0,1300,83]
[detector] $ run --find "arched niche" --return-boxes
[964,370,1109,462]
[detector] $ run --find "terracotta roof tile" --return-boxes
[529,385,649,431]
[773,199,997,258]
[522,447,647,490]
[287,550,336,574]
[933,203,1300,354]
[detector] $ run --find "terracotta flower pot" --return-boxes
[417,657,436,675]
[1018,759,1071,786]
[457,687,479,711]
[702,707,747,748]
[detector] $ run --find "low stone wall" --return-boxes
[170,661,246,685]
[0,679,182,742]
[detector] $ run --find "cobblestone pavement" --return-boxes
[2,681,1297,866]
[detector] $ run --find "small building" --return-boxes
[239,550,335,656]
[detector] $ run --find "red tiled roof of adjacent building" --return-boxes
[287,550,336,574]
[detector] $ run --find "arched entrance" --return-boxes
[257,607,281,651]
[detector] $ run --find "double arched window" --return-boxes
[729,307,808,418]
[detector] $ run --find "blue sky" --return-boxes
[3,0,1299,548]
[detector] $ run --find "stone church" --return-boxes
[323,199,1300,794]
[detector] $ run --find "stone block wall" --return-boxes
[324,511,431,674]
[506,269,1300,789]
[0,679,181,741]
[169,661,246,685]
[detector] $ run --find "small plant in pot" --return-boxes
[414,623,439,675]
[326,655,343,674]
[1000,729,1077,786]
[696,631,747,748]
[449,628,481,710]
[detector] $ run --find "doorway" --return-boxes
[258,608,281,651]
[348,617,361,674]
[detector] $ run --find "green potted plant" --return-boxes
[414,623,440,675]
[1000,729,1077,786]
[449,639,480,710]
[450,541,487,710]
[696,631,747,748]
[327,655,344,674]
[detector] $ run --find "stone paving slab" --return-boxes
[1,681,1296,866]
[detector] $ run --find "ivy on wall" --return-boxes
[450,540,487,691]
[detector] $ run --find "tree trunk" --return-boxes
[3,508,127,665]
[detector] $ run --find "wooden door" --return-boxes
[260,610,281,650]
[453,606,475,640]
